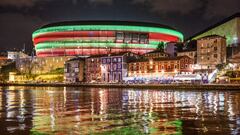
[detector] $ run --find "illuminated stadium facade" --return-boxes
[190,13,240,46]
[33,21,184,57]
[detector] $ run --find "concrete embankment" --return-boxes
[0,83,240,90]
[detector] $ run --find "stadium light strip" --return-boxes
[32,25,184,41]
[35,42,157,50]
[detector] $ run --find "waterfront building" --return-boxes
[16,56,74,74]
[196,35,226,71]
[85,55,102,82]
[33,21,183,57]
[85,52,139,83]
[127,56,194,81]
[100,52,139,83]
[32,56,74,74]
[64,57,85,83]
[143,50,169,59]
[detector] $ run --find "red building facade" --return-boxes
[128,56,194,78]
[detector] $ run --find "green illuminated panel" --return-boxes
[33,25,184,41]
[192,18,240,46]
[35,42,157,50]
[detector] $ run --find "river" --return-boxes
[0,86,240,134]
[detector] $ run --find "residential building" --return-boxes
[85,55,102,82]
[85,52,139,83]
[101,52,139,83]
[197,35,227,70]
[64,57,85,83]
[128,56,194,80]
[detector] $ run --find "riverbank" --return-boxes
[1,82,240,90]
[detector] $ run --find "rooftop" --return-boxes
[197,34,226,40]
[66,57,85,62]
[144,50,169,55]
[129,56,190,63]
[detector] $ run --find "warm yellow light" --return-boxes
[149,59,153,65]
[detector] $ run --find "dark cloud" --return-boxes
[0,0,239,53]
[0,0,34,7]
[132,0,203,15]
[204,0,240,18]
[132,0,240,18]
[0,0,53,7]
[88,0,113,5]
[0,0,113,8]
[0,13,44,52]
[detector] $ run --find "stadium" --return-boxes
[32,21,184,57]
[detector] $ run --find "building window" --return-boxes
[113,58,117,62]
[214,47,217,51]
[124,33,132,43]
[132,33,139,43]
[107,58,111,63]
[117,58,121,62]
[116,32,124,43]
[118,64,122,69]
[214,54,218,58]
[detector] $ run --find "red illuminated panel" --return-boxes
[34,31,116,39]
[149,33,179,42]
[36,48,154,57]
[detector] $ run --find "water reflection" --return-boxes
[0,86,240,134]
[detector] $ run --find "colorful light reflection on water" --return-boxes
[0,86,240,134]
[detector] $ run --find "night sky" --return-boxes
[0,0,239,53]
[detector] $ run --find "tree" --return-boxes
[185,40,197,51]
[216,63,226,70]
[22,58,40,79]
[156,42,164,52]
